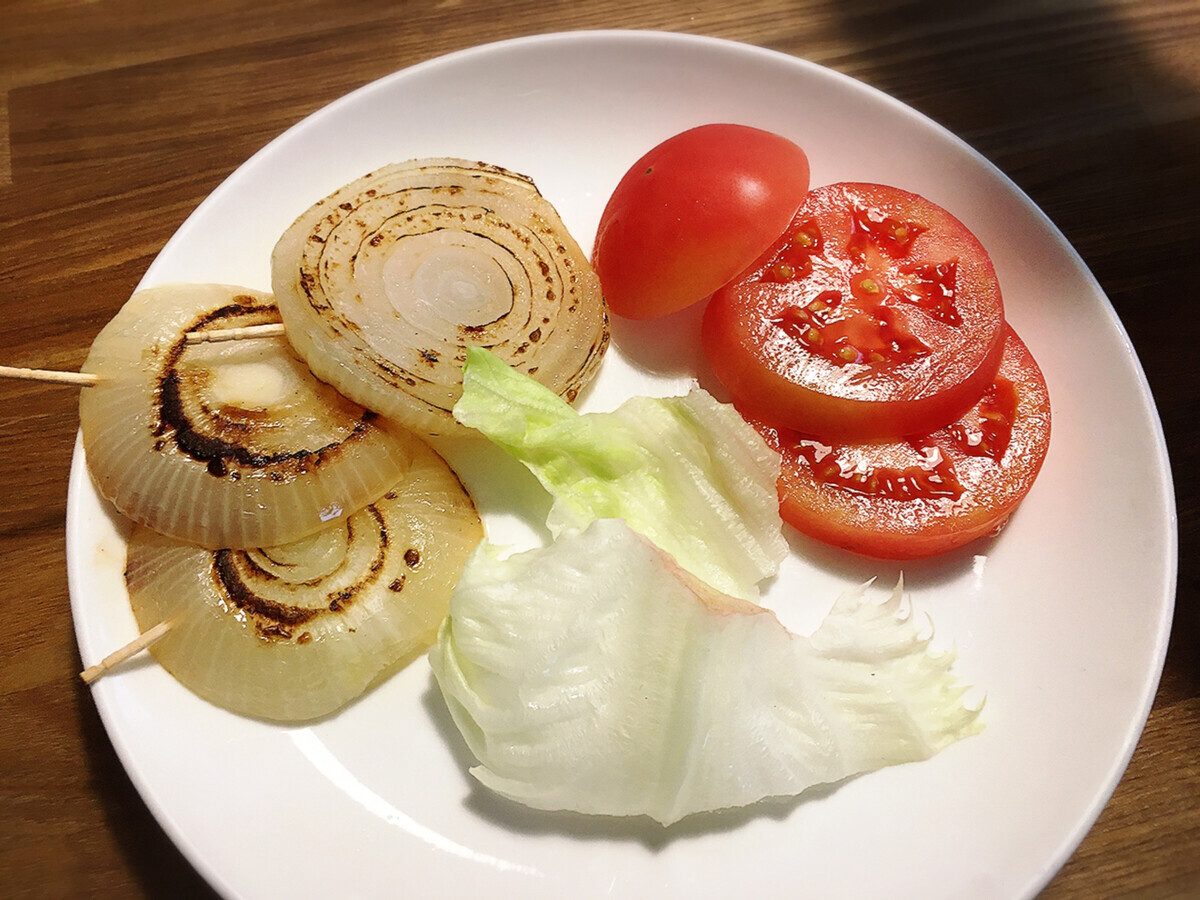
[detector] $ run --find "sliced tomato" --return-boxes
[592,124,810,320]
[703,183,1006,441]
[747,326,1050,560]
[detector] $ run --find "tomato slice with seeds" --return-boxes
[703,183,1007,441]
[747,326,1050,560]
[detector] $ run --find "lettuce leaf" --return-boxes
[452,347,787,601]
[430,519,982,826]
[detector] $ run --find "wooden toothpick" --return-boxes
[80,620,172,684]
[185,322,286,344]
[2,321,287,384]
[0,365,98,386]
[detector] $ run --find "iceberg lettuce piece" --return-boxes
[452,347,787,601]
[430,519,982,827]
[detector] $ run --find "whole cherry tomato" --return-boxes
[592,124,810,320]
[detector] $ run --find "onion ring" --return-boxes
[271,159,609,436]
[79,283,420,548]
[125,438,482,722]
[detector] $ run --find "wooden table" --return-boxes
[1,2,1196,897]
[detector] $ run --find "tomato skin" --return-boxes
[703,183,1007,441]
[592,124,810,320]
[749,326,1050,560]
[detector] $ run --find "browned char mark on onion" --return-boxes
[152,301,378,480]
[210,506,414,643]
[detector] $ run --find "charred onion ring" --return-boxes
[79,283,419,548]
[125,438,483,721]
[271,159,609,436]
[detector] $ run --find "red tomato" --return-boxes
[748,326,1050,560]
[703,183,1007,441]
[592,124,810,320]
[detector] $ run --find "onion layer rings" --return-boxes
[80,283,419,548]
[126,438,482,722]
[271,159,609,436]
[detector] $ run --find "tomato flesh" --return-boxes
[748,326,1050,560]
[592,124,810,320]
[703,183,1007,441]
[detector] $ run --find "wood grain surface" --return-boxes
[1,1,1197,897]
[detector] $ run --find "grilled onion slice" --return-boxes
[125,438,483,722]
[79,283,419,548]
[271,159,609,436]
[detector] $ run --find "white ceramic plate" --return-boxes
[68,31,1177,900]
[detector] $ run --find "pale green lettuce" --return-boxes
[436,349,982,827]
[430,519,982,826]
[451,347,787,602]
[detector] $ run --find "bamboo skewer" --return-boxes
[2,323,288,388]
[80,621,172,684]
[15,317,290,683]
[0,365,99,386]
[6,321,287,684]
